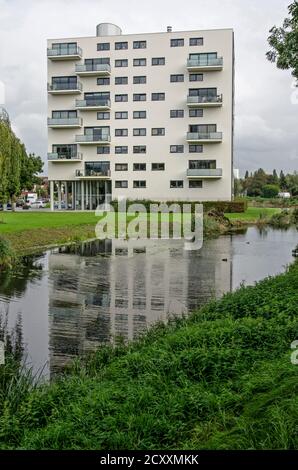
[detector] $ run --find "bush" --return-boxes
[111,199,247,213]
[262,184,280,198]
[0,238,15,269]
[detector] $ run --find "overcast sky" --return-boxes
[0,0,297,176]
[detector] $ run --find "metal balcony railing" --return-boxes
[187,132,223,141]
[47,153,82,161]
[75,63,111,74]
[47,46,82,58]
[47,117,82,127]
[187,168,223,177]
[47,82,82,92]
[187,57,223,68]
[75,98,111,108]
[187,94,223,105]
[75,134,111,143]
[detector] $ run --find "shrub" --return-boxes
[262,184,280,198]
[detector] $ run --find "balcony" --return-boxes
[47,153,82,162]
[47,117,82,128]
[75,98,111,110]
[75,63,111,76]
[187,168,223,178]
[187,94,223,108]
[75,169,111,179]
[186,132,223,143]
[75,134,111,145]
[187,57,223,72]
[47,82,82,95]
[47,46,82,61]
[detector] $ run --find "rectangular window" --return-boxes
[189,109,204,118]
[133,180,146,188]
[97,77,110,86]
[133,163,146,171]
[133,93,146,101]
[97,146,110,154]
[115,94,128,102]
[189,159,216,169]
[115,76,128,85]
[115,163,128,171]
[52,110,77,118]
[152,163,165,171]
[133,110,146,119]
[188,87,217,98]
[170,74,184,82]
[189,73,203,82]
[115,41,128,50]
[189,37,204,46]
[189,124,216,133]
[170,110,184,118]
[170,145,184,153]
[133,75,146,84]
[97,111,110,120]
[133,40,147,49]
[115,128,128,137]
[97,43,110,51]
[51,76,78,90]
[189,144,203,153]
[170,38,184,47]
[170,180,183,188]
[115,180,128,188]
[152,128,165,136]
[52,144,77,159]
[152,57,165,65]
[115,146,128,154]
[84,161,110,177]
[151,92,165,101]
[133,58,146,66]
[133,145,146,154]
[189,180,203,188]
[133,128,146,136]
[189,52,218,64]
[115,59,128,67]
[115,111,128,119]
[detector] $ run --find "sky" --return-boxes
[0,0,297,176]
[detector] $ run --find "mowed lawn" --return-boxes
[226,207,281,223]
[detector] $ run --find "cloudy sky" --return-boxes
[0,0,297,175]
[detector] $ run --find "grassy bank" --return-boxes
[226,207,281,223]
[0,260,297,450]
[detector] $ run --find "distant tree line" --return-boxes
[235,169,298,198]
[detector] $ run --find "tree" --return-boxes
[244,170,249,179]
[262,184,280,198]
[279,170,287,189]
[267,2,298,80]
[20,152,43,191]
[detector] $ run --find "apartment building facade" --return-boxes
[47,23,234,210]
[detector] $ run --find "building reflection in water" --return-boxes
[48,238,233,376]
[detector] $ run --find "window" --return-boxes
[133,75,146,84]
[133,110,146,119]
[115,76,128,85]
[152,92,165,101]
[133,93,146,101]
[170,74,184,82]
[189,109,204,118]
[97,146,110,154]
[189,180,203,188]
[152,57,165,65]
[133,40,147,49]
[133,58,146,67]
[170,145,184,153]
[152,128,165,136]
[133,145,146,154]
[189,37,204,46]
[133,163,146,171]
[189,73,203,82]
[133,180,146,188]
[170,110,184,118]
[52,110,77,119]
[84,91,110,106]
[97,111,110,120]
[189,160,216,169]
[115,128,128,137]
[188,87,217,98]
[170,180,183,188]
[171,38,184,47]
[115,41,128,50]
[51,76,78,90]
[115,111,128,119]
[152,163,165,171]
[52,144,78,159]
[51,42,78,55]
[115,94,128,102]
[115,180,128,188]
[115,163,128,171]
[97,42,110,51]
[97,77,110,86]
[84,161,110,177]
[115,146,128,154]
[189,52,218,64]
[189,124,216,133]
[115,59,128,67]
[133,128,146,136]
[189,144,203,153]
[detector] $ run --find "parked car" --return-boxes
[30,200,46,209]
[16,199,25,207]
[22,203,30,210]
[6,203,12,210]
[54,201,66,209]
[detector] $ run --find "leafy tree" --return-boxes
[20,152,43,191]
[279,170,287,189]
[262,184,280,198]
[267,1,298,80]
[244,170,249,179]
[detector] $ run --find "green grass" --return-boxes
[226,207,281,223]
[0,260,297,450]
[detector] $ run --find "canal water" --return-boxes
[0,226,297,378]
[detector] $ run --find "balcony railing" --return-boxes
[187,168,223,178]
[75,169,111,178]
[47,153,82,161]
[47,117,82,127]
[47,82,82,93]
[187,57,223,70]
[75,63,111,75]
[187,94,223,106]
[187,132,223,142]
[75,134,111,144]
[75,98,111,109]
[47,46,82,59]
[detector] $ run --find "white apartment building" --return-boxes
[47,23,234,210]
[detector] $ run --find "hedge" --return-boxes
[111,199,247,213]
